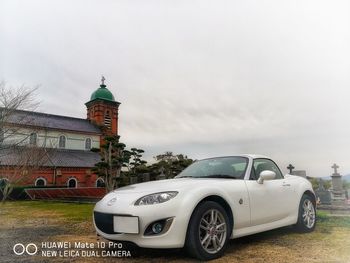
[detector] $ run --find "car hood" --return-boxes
[97,177,245,212]
[112,177,232,194]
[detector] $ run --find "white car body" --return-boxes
[93,154,315,250]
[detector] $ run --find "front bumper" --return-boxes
[93,194,189,249]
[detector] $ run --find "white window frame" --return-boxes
[85,137,92,150]
[96,178,105,187]
[35,177,47,187]
[58,135,66,149]
[29,132,37,145]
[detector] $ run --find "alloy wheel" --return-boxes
[198,209,227,254]
[302,199,315,228]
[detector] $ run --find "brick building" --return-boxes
[0,77,119,188]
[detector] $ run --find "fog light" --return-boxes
[152,223,163,234]
[144,218,174,236]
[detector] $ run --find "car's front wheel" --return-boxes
[185,201,231,260]
[295,194,316,232]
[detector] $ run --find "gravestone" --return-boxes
[315,178,331,204]
[158,166,166,180]
[291,170,307,178]
[287,164,307,178]
[287,164,295,174]
[329,163,347,205]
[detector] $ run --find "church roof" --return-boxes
[90,84,115,102]
[86,77,120,105]
[0,147,101,168]
[5,109,101,134]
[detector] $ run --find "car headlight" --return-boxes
[134,191,178,206]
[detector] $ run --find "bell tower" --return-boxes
[85,76,120,139]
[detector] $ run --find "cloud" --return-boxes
[0,0,349,177]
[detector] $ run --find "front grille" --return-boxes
[94,211,116,234]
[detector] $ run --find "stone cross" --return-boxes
[158,166,166,180]
[159,166,165,175]
[332,163,339,174]
[101,75,105,85]
[287,164,295,174]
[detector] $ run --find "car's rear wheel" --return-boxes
[295,194,316,232]
[185,201,231,260]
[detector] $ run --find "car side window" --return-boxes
[249,165,257,180]
[252,159,283,180]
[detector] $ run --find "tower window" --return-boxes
[104,111,111,128]
[59,135,66,149]
[29,132,37,145]
[85,138,92,150]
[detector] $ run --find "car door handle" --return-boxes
[283,183,291,187]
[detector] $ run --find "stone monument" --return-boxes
[287,164,307,178]
[329,163,347,205]
[292,170,307,178]
[315,178,331,204]
[287,164,295,174]
[158,166,166,180]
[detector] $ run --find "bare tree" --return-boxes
[0,81,41,202]
[0,145,50,202]
[0,81,39,148]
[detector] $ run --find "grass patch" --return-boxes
[317,210,350,228]
[2,201,350,227]
[1,200,95,222]
[1,201,350,262]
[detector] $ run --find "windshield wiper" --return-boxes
[177,174,238,179]
[198,174,237,179]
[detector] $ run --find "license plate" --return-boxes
[113,216,139,234]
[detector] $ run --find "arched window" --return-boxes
[35,177,46,186]
[96,178,105,188]
[85,138,92,150]
[59,135,66,149]
[29,132,37,145]
[67,178,77,188]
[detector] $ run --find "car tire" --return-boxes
[295,194,316,233]
[185,201,231,261]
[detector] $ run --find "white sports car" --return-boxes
[93,155,316,260]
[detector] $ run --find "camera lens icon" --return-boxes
[13,243,38,256]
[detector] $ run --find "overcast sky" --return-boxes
[1,0,349,177]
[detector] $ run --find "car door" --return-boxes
[245,158,294,226]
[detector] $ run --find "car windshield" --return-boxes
[175,156,248,179]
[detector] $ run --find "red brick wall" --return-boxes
[0,166,100,187]
[86,100,119,147]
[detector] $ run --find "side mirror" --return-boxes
[257,170,276,184]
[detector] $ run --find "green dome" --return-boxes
[90,84,115,102]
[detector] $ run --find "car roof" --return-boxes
[240,154,271,159]
[200,154,271,160]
